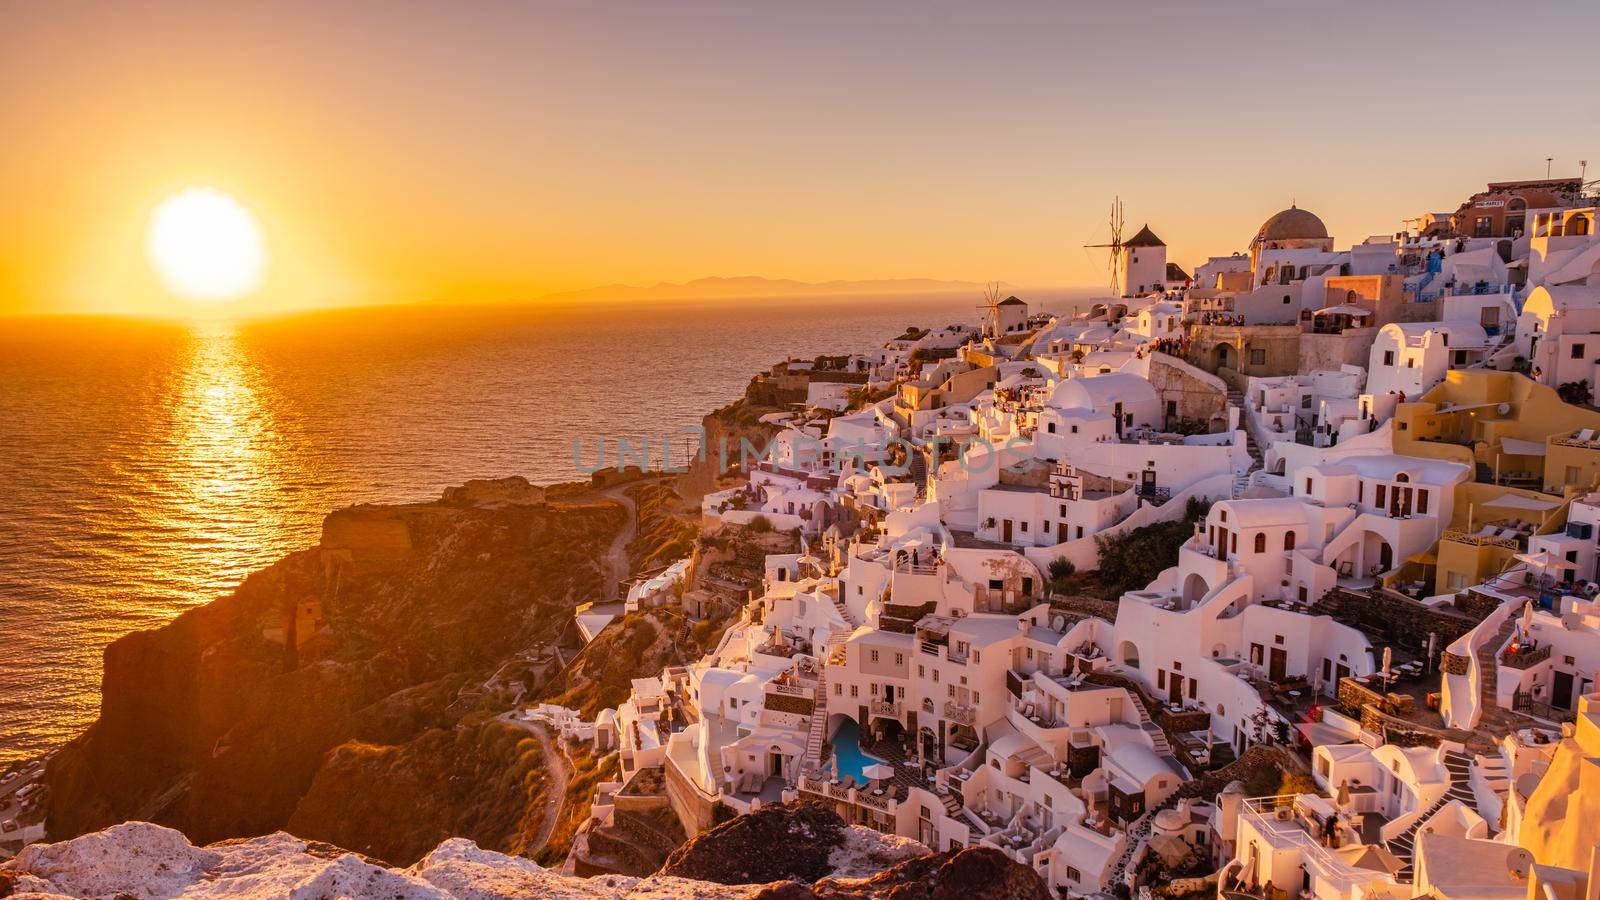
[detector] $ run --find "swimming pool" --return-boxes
[828,718,887,782]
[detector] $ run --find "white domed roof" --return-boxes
[1046,372,1158,411]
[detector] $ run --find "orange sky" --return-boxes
[3,2,1598,317]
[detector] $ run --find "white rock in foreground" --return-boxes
[0,822,811,899]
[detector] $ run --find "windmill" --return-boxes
[1083,197,1126,296]
[976,281,1004,336]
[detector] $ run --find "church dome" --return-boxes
[1256,205,1329,242]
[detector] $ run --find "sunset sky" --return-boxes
[3,1,1598,317]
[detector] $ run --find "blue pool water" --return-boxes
[829,718,887,782]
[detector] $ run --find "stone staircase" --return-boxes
[830,595,861,629]
[805,629,850,767]
[805,667,830,766]
[1226,388,1264,499]
[1387,748,1480,882]
[1475,610,1520,730]
[909,451,929,499]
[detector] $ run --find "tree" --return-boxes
[1558,379,1594,408]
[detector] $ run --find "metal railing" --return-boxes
[1500,644,1552,670]
[1240,795,1369,890]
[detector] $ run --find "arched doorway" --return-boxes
[1215,343,1232,371]
[1361,532,1394,578]
[1182,572,1209,606]
[1118,640,1141,669]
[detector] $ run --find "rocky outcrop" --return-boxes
[441,476,548,508]
[44,489,625,865]
[0,818,1017,900]
[0,822,745,899]
[791,846,1053,900]
[659,802,923,886]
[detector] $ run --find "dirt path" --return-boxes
[499,714,572,856]
[599,484,638,601]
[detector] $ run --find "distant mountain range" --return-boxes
[539,275,990,304]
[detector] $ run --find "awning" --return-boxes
[1483,492,1560,511]
[1499,437,1547,456]
[1313,304,1373,317]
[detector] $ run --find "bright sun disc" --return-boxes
[146,188,267,302]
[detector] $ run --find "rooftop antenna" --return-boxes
[1082,197,1126,296]
[1547,157,1554,179]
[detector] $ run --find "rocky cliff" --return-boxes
[2,805,1052,899]
[44,478,624,864]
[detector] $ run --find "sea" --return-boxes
[0,293,1086,763]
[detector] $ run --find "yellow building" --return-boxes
[1392,370,1600,494]
[1388,370,1600,594]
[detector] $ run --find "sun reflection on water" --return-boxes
[151,321,294,594]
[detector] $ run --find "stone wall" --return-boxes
[1145,354,1227,430]
[1318,588,1479,653]
[1049,594,1121,623]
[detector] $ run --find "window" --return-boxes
[973,691,980,703]
[1375,484,1386,507]
[1157,670,1166,689]
[947,684,955,697]
[894,653,904,667]
[1066,867,1081,884]
[1416,491,1428,515]
[1574,343,1587,359]
[1284,531,1296,551]
[1474,216,1491,237]
[835,683,842,695]
[1220,509,1227,523]
[1020,521,1028,533]
[1230,532,1237,553]
[1059,504,1066,517]
[1250,349,1266,365]
[1383,350,1394,366]
[1047,422,1056,433]
[870,649,880,663]
[1254,533,1266,553]
[849,684,858,697]
[1071,425,1079,434]
[973,651,981,663]
[1305,477,1314,494]
[918,665,925,677]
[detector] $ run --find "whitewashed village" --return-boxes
[510,177,1600,900]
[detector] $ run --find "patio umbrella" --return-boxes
[1515,551,1577,573]
[1336,844,1405,875]
[861,762,895,782]
[1523,600,1536,632]
[1335,779,1351,809]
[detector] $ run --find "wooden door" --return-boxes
[1269,647,1288,683]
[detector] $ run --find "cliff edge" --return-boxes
[44,478,624,864]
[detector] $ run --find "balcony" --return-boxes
[1500,643,1552,670]
[1442,527,1521,551]
[943,701,976,725]
[869,699,903,718]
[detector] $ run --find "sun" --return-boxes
[146,188,267,302]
